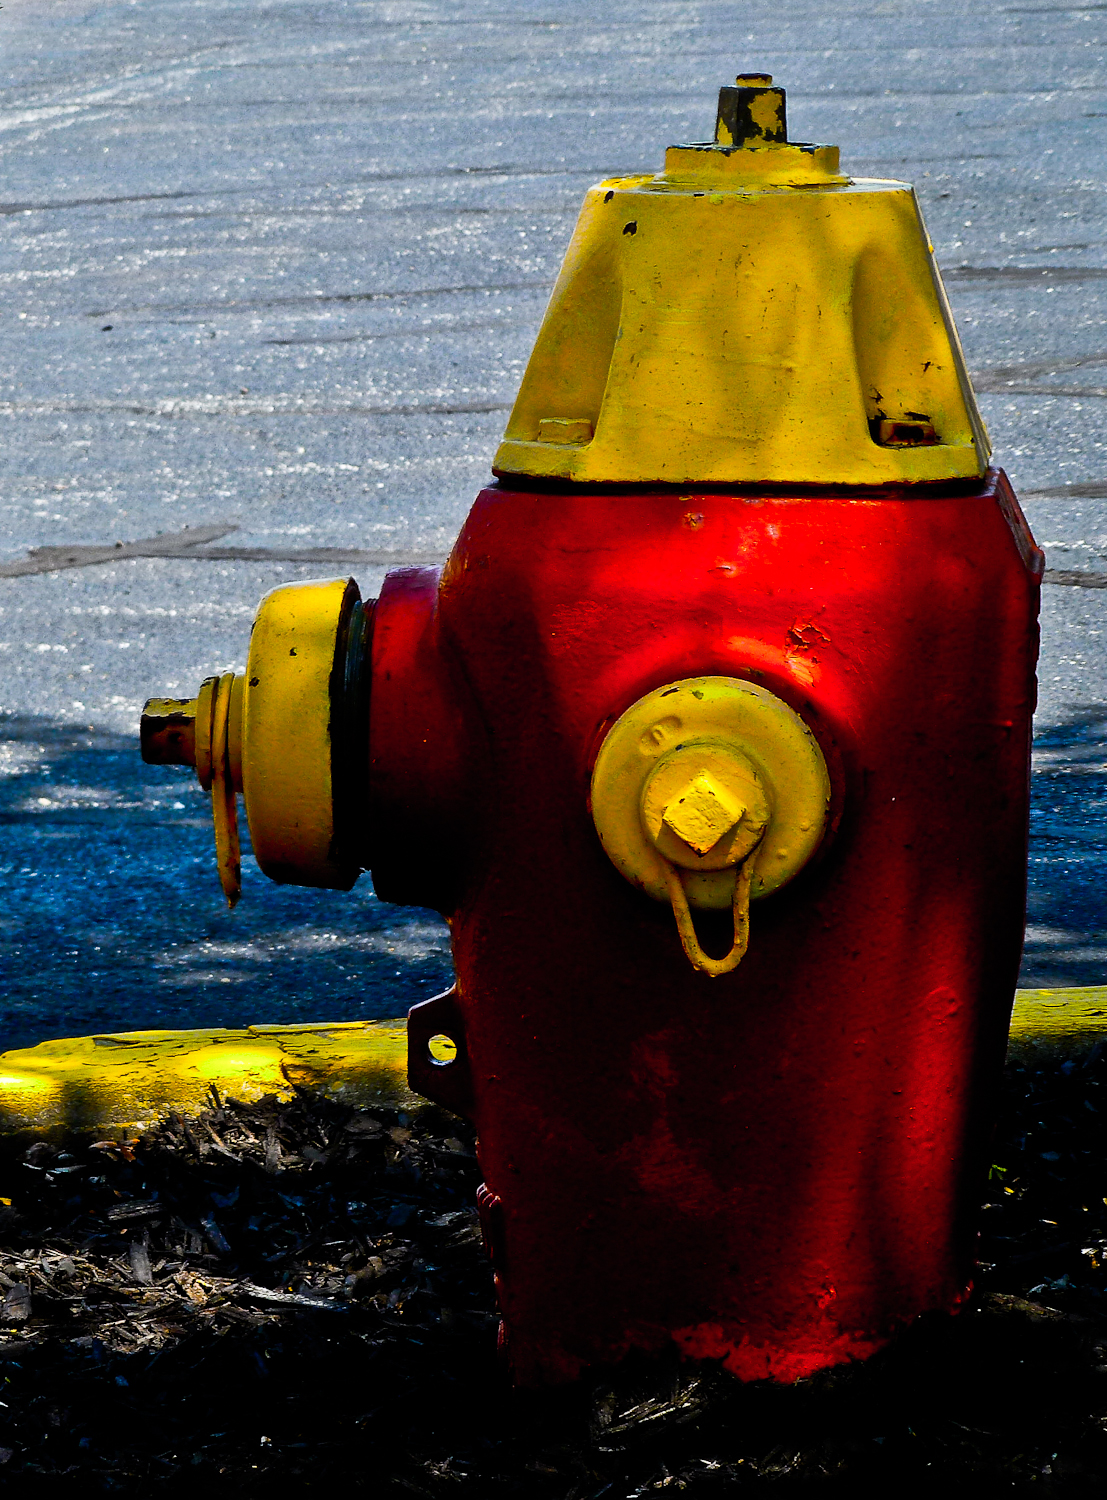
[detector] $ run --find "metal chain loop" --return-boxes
[662,839,762,978]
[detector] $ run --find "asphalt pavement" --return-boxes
[0,0,1105,1048]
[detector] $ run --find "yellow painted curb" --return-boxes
[0,1020,417,1143]
[1006,987,1107,1057]
[0,990,1104,1144]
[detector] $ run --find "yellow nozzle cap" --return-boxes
[591,677,830,912]
[140,578,371,903]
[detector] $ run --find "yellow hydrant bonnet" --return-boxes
[493,75,989,488]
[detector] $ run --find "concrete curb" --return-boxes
[0,989,1103,1143]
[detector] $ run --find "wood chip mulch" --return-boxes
[0,1052,1105,1496]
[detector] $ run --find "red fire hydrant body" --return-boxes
[382,471,1041,1383]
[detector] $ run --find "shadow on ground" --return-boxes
[1,1055,1106,1494]
[2,705,1107,1052]
[0,712,452,1051]
[1025,708,1107,988]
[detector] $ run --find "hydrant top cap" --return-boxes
[492,73,991,487]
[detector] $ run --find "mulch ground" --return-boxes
[0,1051,1105,1496]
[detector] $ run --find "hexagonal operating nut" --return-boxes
[640,742,773,874]
[661,769,747,856]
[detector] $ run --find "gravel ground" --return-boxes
[0,1054,1104,1495]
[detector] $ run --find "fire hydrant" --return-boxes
[142,76,1043,1385]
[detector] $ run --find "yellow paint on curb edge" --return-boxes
[1,991,1105,1142]
[0,1020,417,1143]
[1006,987,1107,1052]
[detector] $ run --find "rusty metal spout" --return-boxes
[140,697,198,767]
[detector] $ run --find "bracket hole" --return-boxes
[427,1034,458,1067]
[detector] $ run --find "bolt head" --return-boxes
[662,770,747,855]
[640,742,772,873]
